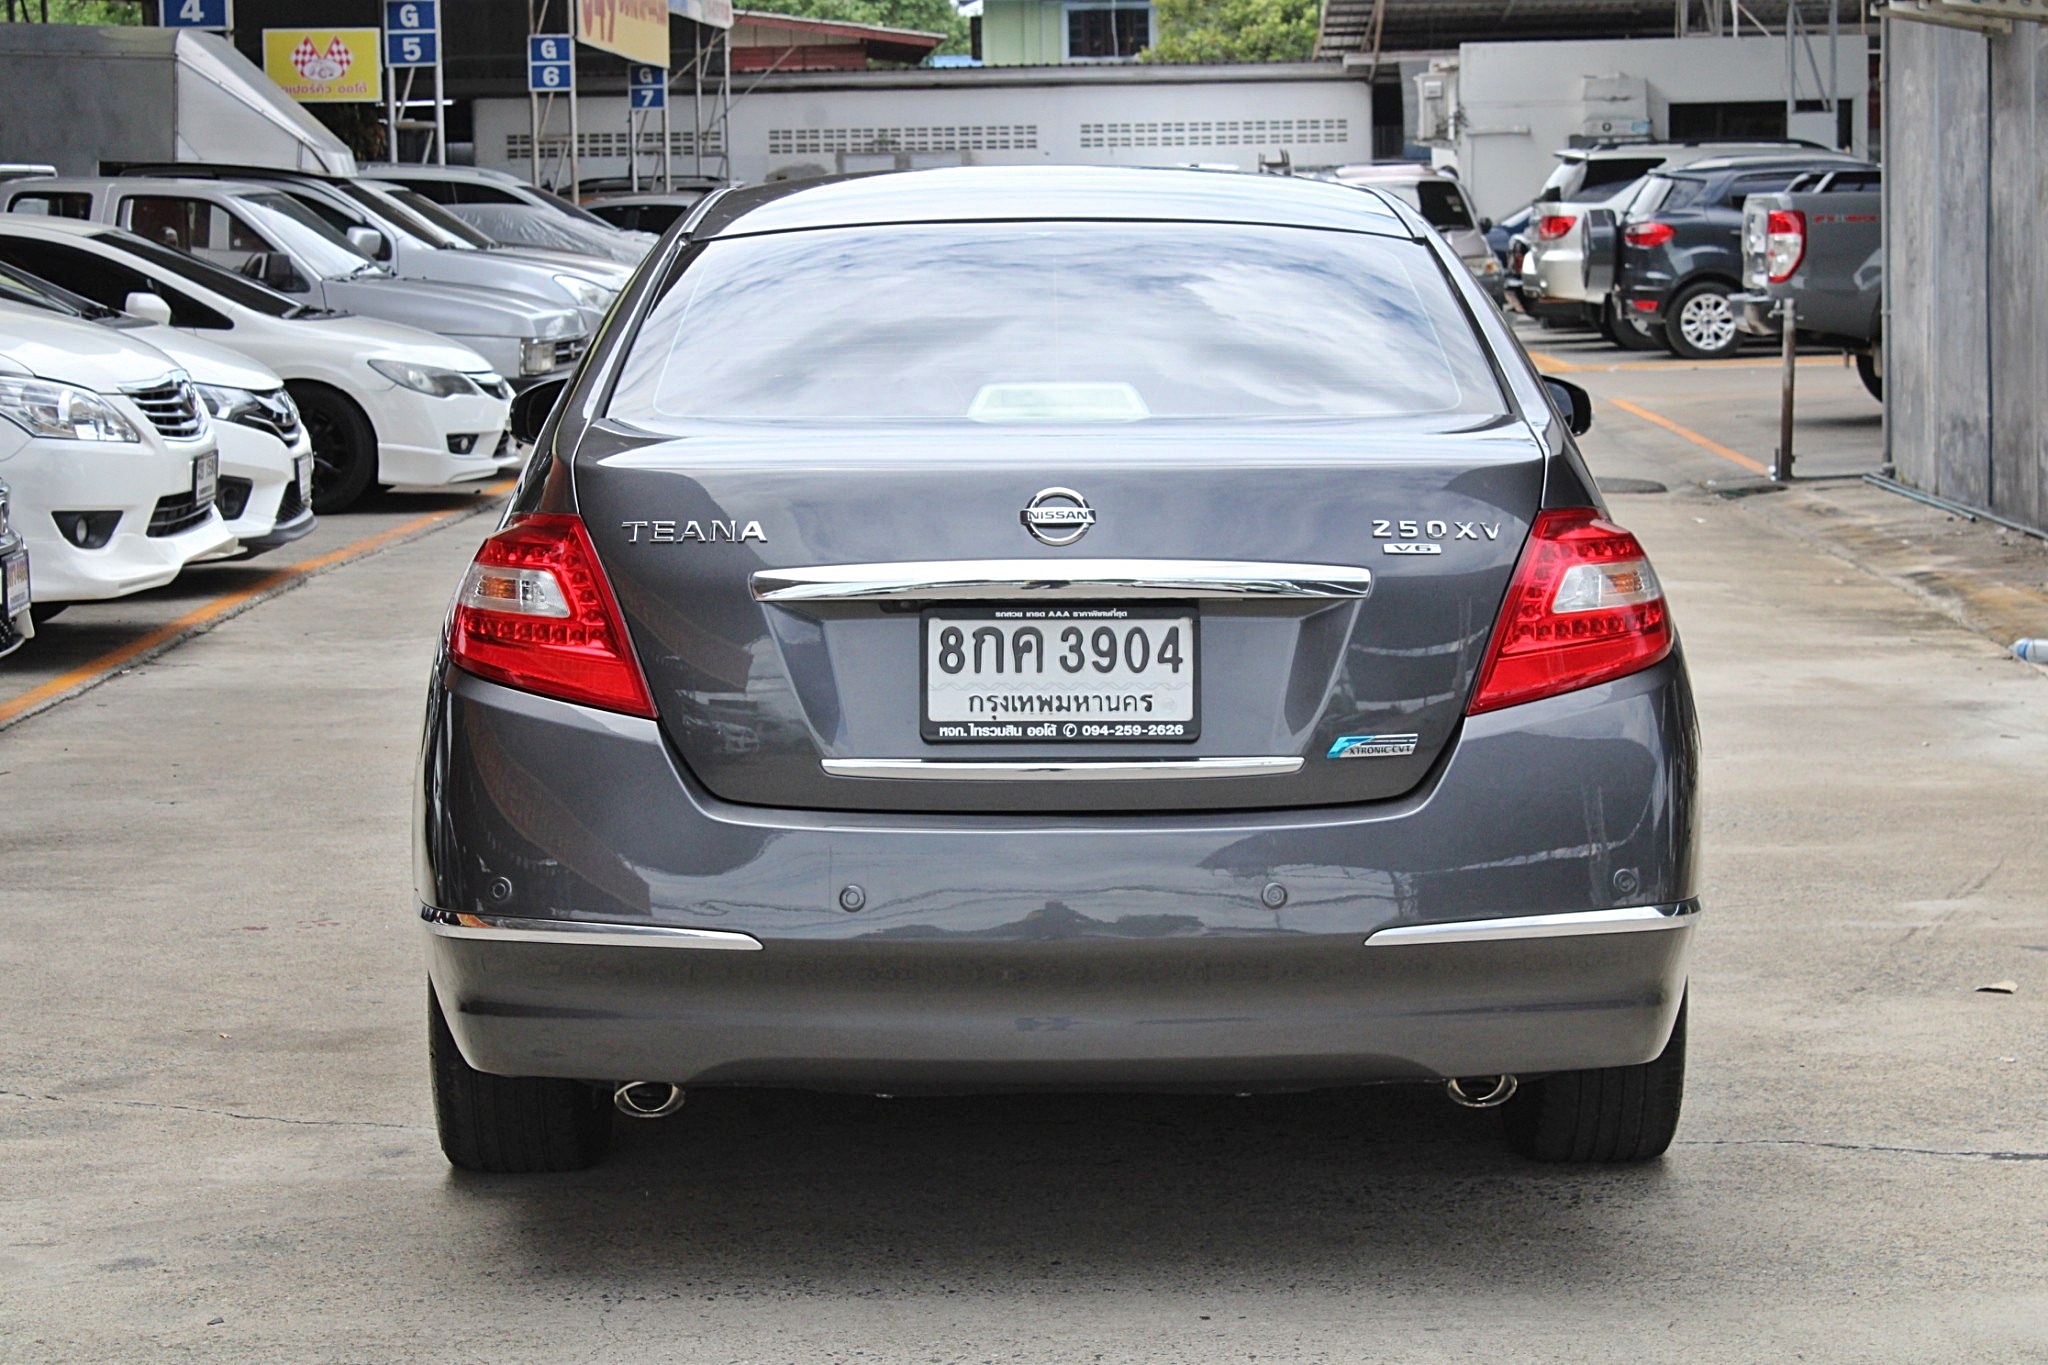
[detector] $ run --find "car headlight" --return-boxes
[552,273,612,311]
[368,358,479,397]
[519,338,557,376]
[194,383,265,425]
[0,376,141,443]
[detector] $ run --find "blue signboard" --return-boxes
[385,0,436,31]
[629,64,666,110]
[386,30,438,67]
[528,34,573,92]
[162,0,230,30]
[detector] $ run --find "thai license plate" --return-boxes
[922,605,1198,743]
[295,453,315,503]
[2,548,27,619]
[192,450,218,510]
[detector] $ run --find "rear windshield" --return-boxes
[608,222,1504,427]
[1371,180,1477,231]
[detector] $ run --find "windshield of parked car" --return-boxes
[372,185,500,249]
[235,191,383,280]
[0,260,99,316]
[96,231,301,316]
[535,186,613,228]
[610,222,1507,427]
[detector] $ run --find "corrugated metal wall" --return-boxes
[1887,18,2048,534]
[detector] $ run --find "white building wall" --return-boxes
[1452,35,1871,219]
[475,66,1374,187]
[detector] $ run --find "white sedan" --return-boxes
[0,309,234,605]
[0,217,513,513]
[0,262,311,558]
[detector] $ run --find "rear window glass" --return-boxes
[609,223,1503,426]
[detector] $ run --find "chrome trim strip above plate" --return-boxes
[1363,901,1700,947]
[420,906,763,950]
[822,756,1304,781]
[751,559,1373,603]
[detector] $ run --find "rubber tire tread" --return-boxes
[428,984,612,1173]
[1502,996,1686,1163]
[1856,351,1883,401]
[289,382,377,516]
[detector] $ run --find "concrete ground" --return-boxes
[2,340,2045,1362]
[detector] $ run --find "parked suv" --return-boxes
[1517,141,1849,338]
[1610,154,1874,359]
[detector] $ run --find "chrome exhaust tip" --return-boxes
[613,1081,686,1119]
[1444,1075,1518,1109]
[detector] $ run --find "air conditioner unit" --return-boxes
[1413,64,1456,143]
[1577,75,1651,141]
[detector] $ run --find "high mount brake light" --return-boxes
[1536,214,1578,242]
[1468,509,1673,715]
[1764,208,1807,284]
[1624,221,1675,248]
[448,513,656,718]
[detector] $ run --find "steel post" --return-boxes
[1775,300,1797,482]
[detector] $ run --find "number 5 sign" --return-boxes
[162,0,231,30]
[385,0,439,68]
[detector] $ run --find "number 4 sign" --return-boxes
[162,0,231,30]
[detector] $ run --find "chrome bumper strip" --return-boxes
[751,558,1373,603]
[822,756,1304,781]
[1363,901,1700,947]
[420,906,763,951]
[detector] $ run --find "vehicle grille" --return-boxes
[477,376,513,401]
[241,389,302,443]
[147,488,214,538]
[276,473,306,523]
[124,377,206,439]
[553,337,588,368]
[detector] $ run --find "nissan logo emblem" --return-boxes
[1021,487,1095,546]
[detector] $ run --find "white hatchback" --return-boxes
[0,309,233,603]
[0,217,513,513]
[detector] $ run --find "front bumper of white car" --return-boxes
[204,420,315,560]
[369,373,516,489]
[1,423,236,603]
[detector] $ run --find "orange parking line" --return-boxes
[0,481,515,728]
[1606,396,1769,475]
[1524,349,1585,375]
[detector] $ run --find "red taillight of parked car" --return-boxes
[1468,509,1673,715]
[1536,214,1578,242]
[1623,221,1676,248]
[1764,208,1807,283]
[448,513,656,718]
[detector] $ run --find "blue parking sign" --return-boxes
[528,33,573,93]
[162,0,230,29]
[386,0,437,31]
[387,29,438,67]
[629,65,666,110]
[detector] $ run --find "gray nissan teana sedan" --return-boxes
[417,167,1699,1172]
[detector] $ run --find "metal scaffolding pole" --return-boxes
[692,25,704,179]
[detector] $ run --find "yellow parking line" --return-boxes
[0,481,515,729]
[1606,397,1769,475]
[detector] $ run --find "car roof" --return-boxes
[689,166,1413,241]
[1656,153,1871,176]
[0,215,104,239]
[1558,139,1832,163]
[587,192,706,206]
[1318,162,1453,184]
[8,175,287,198]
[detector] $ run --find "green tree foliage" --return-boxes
[1,0,143,20]
[1141,0,1317,64]
[741,0,970,57]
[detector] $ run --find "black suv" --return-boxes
[1608,153,1871,359]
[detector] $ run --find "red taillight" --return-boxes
[1623,221,1675,248]
[448,512,656,718]
[1536,214,1578,242]
[1468,509,1673,715]
[1764,208,1806,283]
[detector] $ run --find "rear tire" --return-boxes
[1664,282,1743,361]
[1502,995,1686,1163]
[290,383,377,515]
[1857,346,1883,402]
[429,983,613,1173]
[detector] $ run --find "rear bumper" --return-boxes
[418,654,1700,1089]
[426,902,1695,1089]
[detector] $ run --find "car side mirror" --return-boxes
[124,291,174,325]
[1543,377,1594,437]
[508,377,567,446]
[346,226,387,259]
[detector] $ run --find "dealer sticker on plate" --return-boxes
[923,605,1198,743]
[3,548,27,619]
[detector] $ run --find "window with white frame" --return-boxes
[1064,2,1152,61]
